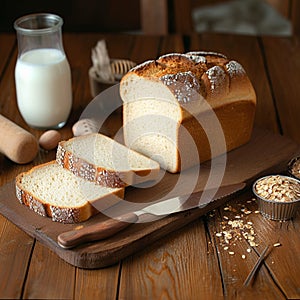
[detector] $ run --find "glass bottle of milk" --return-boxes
[14,13,72,129]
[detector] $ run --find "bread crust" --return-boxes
[56,143,126,188]
[122,51,256,107]
[56,134,160,188]
[120,51,256,173]
[15,161,125,223]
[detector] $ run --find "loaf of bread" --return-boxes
[56,133,160,188]
[16,161,124,223]
[120,51,256,173]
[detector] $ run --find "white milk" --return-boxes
[15,48,72,129]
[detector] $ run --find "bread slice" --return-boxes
[120,51,256,173]
[16,161,125,223]
[56,133,160,188]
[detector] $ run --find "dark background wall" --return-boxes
[0,0,141,32]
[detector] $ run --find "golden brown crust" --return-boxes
[15,161,98,223]
[56,143,127,188]
[15,161,125,223]
[123,51,256,108]
[177,100,256,172]
[56,137,160,188]
[121,51,257,173]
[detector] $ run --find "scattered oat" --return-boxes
[273,242,281,247]
[215,209,258,251]
[211,196,261,258]
[249,241,256,247]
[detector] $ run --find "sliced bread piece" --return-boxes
[16,161,124,223]
[56,133,160,188]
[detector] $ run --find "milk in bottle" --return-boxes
[14,13,72,129]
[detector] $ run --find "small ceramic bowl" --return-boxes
[252,174,300,221]
[287,156,300,180]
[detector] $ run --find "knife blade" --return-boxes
[57,182,246,249]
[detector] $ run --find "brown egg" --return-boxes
[39,130,62,151]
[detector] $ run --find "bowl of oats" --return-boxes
[287,156,300,180]
[252,175,300,221]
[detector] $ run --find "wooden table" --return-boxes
[0,32,300,299]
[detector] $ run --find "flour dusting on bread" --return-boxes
[120,51,256,173]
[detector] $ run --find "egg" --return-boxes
[39,130,62,150]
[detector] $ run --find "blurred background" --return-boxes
[192,0,291,35]
[0,0,141,32]
[0,0,297,35]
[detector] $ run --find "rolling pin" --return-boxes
[0,114,38,164]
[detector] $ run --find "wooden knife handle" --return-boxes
[57,212,138,249]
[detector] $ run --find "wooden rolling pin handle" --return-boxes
[0,114,38,164]
[57,212,138,249]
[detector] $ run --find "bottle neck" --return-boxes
[14,13,65,57]
[16,29,65,56]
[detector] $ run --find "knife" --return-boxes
[57,182,246,249]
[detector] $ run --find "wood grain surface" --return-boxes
[0,128,298,269]
[1,32,300,299]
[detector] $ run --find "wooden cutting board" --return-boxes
[0,128,299,269]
